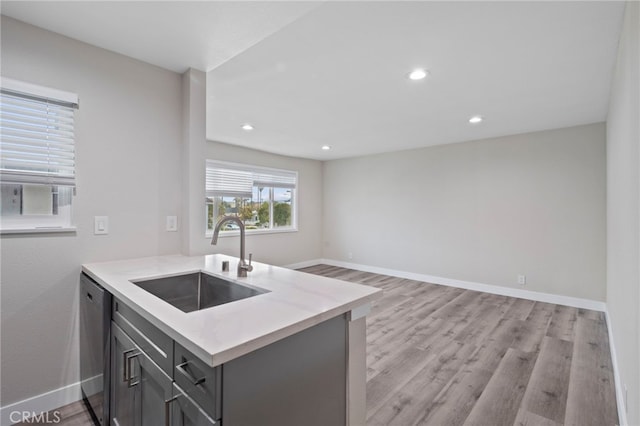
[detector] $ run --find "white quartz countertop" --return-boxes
[82,254,381,367]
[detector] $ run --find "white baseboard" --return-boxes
[0,376,94,426]
[604,309,628,426]
[283,258,324,270]
[311,258,606,311]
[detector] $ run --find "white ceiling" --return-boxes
[2,1,626,160]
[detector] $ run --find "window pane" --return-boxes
[273,187,292,227]
[0,183,71,216]
[254,186,270,229]
[0,183,72,229]
[206,198,214,230]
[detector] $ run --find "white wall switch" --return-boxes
[166,215,178,232]
[94,216,108,235]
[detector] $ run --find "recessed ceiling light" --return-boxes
[321,145,331,151]
[408,68,428,81]
[241,123,254,131]
[469,115,483,124]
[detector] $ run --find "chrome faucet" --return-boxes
[211,216,253,277]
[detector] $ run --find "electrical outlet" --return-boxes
[348,252,353,260]
[517,274,526,286]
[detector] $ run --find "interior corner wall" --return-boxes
[0,17,183,407]
[606,1,640,424]
[323,123,606,302]
[181,68,207,256]
[198,141,324,266]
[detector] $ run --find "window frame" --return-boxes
[204,160,298,238]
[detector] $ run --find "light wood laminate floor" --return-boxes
[300,265,618,426]
[16,265,618,425]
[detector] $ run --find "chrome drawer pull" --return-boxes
[176,361,206,386]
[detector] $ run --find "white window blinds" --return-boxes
[206,160,297,197]
[0,78,79,187]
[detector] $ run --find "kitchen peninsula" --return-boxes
[82,254,380,426]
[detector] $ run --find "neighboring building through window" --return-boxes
[0,78,78,232]
[206,160,297,234]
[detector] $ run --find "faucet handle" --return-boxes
[246,253,253,272]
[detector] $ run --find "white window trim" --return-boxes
[0,226,77,235]
[204,227,298,239]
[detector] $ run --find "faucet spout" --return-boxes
[211,216,253,277]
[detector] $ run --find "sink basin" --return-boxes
[131,272,267,313]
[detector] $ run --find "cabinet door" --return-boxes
[169,384,217,426]
[111,323,173,426]
[111,323,138,426]
[134,341,173,426]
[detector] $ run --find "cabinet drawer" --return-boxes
[113,298,174,375]
[174,343,221,420]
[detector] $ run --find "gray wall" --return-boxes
[606,2,640,424]
[0,17,183,406]
[323,123,606,301]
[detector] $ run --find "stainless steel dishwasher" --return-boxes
[80,273,112,426]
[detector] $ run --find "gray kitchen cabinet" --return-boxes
[110,299,218,426]
[111,323,173,426]
[107,294,347,426]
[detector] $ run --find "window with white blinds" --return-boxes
[0,78,79,232]
[205,160,297,234]
[1,78,78,187]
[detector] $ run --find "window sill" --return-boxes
[0,226,77,235]
[205,227,298,239]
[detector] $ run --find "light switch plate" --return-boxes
[166,216,178,232]
[94,216,108,235]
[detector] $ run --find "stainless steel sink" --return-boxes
[131,272,267,313]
